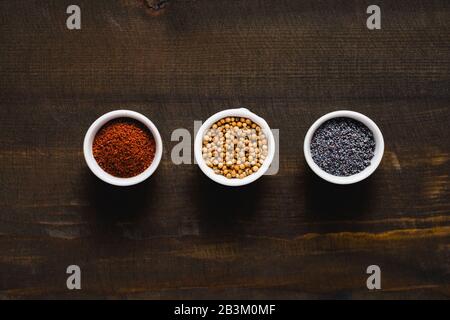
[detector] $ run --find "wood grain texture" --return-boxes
[0,0,449,299]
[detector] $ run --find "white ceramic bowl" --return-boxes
[304,110,384,185]
[194,108,275,187]
[83,110,163,186]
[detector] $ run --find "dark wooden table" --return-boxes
[0,0,449,299]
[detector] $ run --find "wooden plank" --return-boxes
[0,0,449,299]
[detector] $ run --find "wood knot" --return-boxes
[144,0,169,11]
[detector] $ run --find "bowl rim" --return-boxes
[83,109,163,186]
[303,110,384,185]
[194,108,275,187]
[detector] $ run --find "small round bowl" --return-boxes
[304,110,384,185]
[194,108,275,187]
[83,110,163,186]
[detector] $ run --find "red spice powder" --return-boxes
[93,118,156,178]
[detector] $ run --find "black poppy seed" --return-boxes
[310,117,376,176]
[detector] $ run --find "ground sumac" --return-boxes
[93,118,156,178]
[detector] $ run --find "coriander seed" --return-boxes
[202,117,269,179]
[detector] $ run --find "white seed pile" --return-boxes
[202,117,269,179]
